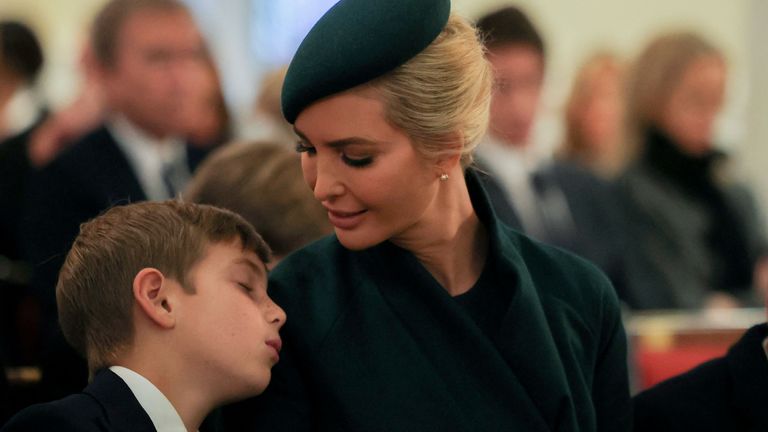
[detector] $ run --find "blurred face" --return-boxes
[101,9,205,138]
[181,62,225,146]
[294,88,441,251]
[572,66,624,154]
[486,44,544,147]
[658,55,725,155]
[176,240,285,400]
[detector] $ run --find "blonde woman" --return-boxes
[561,52,626,178]
[224,1,631,430]
[618,32,767,310]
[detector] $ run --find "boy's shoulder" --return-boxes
[2,369,156,432]
[2,393,104,431]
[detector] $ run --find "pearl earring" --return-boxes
[439,173,449,181]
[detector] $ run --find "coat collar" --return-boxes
[727,323,768,429]
[84,369,157,432]
[358,168,577,431]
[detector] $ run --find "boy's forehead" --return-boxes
[204,239,267,273]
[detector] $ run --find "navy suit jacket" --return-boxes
[633,323,768,431]
[1,369,156,432]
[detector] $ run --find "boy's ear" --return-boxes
[133,268,176,329]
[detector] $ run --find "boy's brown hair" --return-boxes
[56,200,271,374]
[185,142,331,257]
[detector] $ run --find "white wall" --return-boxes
[0,0,107,108]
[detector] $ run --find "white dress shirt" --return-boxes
[110,365,189,432]
[107,115,189,201]
[476,134,548,238]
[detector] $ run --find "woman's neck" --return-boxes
[391,173,488,296]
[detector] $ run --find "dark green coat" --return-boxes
[224,170,631,431]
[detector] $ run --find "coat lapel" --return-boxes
[84,369,157,432]
[359,170,579,431]
[471,169,579,431]
[360,241,550,431]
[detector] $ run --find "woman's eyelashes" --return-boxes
[296,140,374,168]
[295,141,316,155]
[341,154,374,167]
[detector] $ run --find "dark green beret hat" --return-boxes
[281,0,451,124]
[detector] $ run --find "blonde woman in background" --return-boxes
[618,32,768,310]
[560,52,626,178]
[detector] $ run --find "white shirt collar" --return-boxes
[107,115,188,201]
[476,134,550,235]
[110,365,190,432]
[1,86,42,140]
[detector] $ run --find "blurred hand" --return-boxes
[753,255,768,306]
[27,80,105,168]
[704,291,740,310]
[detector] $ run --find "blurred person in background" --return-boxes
[181,46,232,149]
[559,52,626,179]
[0,20,45,375]
[240,66,294,144]
[25,43,107,170]
[19,0,213,403]
[1,26,105,406]
[185,141,331,264]
[0,21,45,141]
[618,31,768,310]
[475,6,627,298]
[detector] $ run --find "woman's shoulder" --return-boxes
[267,235,362,334]
[503,226,620,317]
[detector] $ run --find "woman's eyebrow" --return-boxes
[294,128,380,149]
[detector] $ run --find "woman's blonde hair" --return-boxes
[625,32,723,158]
[371,14,492,169]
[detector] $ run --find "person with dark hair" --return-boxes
[0,20,44,140]
[222,0,631,430]
[474,6,627,300]
[0,20,45,380]
[20,0,214,402]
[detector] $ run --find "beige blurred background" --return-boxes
[2,0,766,224]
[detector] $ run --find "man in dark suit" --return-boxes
[474,6,626,295]
[633,322,768,431]
[20,0,213,402]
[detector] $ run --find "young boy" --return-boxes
[2,200,286,431]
